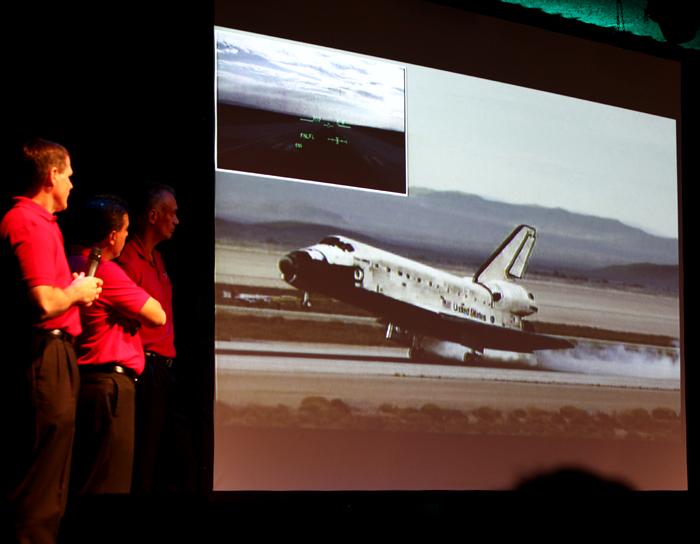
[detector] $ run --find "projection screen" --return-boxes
[213,4,685,491]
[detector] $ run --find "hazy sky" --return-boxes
[215,27,679,239]
[216,27,405,132]
[407,65,678,238]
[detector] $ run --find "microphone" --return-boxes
[86,247,102,277]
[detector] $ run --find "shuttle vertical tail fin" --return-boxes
[474,225,536,284]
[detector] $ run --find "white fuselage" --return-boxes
[301,236,534,332]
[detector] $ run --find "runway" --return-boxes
[215,340,680,416]
[215,244,681,338]
[214,340,685,491]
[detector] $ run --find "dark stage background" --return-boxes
[2,0,695,537]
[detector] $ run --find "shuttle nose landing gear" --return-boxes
[301,291,312,309]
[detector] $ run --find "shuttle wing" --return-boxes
[379,294,572,353]
[436,312,573,352]
[367,289,572,353]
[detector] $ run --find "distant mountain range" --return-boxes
[215,173,680,292]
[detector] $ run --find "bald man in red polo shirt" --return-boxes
[117,184,179,494]
[68,195,165,495]
[0,139,102,544]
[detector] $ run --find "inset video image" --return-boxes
[216,28,407,194]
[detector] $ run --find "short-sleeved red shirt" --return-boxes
[0,197,81,337]
[117,236,175,358]
[69,251,151,375]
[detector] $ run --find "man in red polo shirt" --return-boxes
[117,184,179,493]
[119,184,187,493]
[0,139,102,544]
[68,195,166,495]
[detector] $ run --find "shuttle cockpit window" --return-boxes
[320,236,355,252]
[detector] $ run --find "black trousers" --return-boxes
[1,332,79,544]
[70,370,135,495]
[131,356,177,494]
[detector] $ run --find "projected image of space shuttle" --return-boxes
[279,224,573,363]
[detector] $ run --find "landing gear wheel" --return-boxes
[463,351,483,364]
[301,291,312,309]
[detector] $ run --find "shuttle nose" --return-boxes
[278,251,312,284]
[278,255,295,281]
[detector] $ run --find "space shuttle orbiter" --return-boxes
[279,225,573,362]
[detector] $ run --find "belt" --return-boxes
[79,363,138,381]
[34,328,75,345]
[145,351,175,368]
